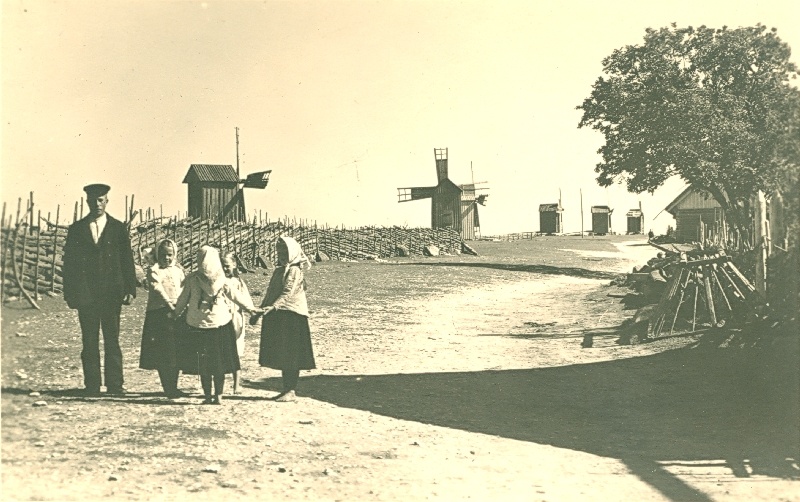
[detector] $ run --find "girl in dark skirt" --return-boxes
[255,236,315,402]
[139,239,186,398]
[173,245,262,404]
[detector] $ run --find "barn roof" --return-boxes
[182,164,239,184]
[664,186,722,215]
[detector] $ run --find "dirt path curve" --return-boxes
[3,237,798,501]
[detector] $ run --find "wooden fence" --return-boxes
[0,195,463,303]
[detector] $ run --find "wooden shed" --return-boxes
[591,205,613,235]
[538,203,563,234]
[626,208,644,234]
[664,187,724,243]
[182,164,246,221]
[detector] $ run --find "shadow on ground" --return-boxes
[399,262,620,280]
[249,331,799,501]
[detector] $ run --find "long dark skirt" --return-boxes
[139,307,177,370]
[178,322,240,376]
[259,310,316,370]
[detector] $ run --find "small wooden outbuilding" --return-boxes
[538,203,563,234]
[626,208,644,234]
[591,205,613,235]
[664,187,724,243]
[182,164,246,221]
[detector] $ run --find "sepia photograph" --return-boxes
[1,1,799,500]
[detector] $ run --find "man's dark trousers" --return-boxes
[77,302,123,392]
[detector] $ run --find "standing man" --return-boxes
[63,184,137,396]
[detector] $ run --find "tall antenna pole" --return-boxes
[470,161,475,184]
[235,127,240,179]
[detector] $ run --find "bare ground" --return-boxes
[2,235,798,501]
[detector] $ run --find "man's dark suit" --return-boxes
[63,214,137,392]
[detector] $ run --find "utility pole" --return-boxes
[235,126,240,179]
[580,188,584,238]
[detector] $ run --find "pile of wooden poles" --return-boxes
[646,250,761,339]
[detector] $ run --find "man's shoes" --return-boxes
[106,387,127,396]
[83,388,101,397]
[166,389,191,399]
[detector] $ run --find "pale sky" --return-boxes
[2,0,798,235]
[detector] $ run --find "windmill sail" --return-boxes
[398,186,436,202]
[242,170,272,189]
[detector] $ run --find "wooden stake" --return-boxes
[51,205,60,292]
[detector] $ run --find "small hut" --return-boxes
[626,208,644,234]
[182,164,245,221]
[591,205,613,235]
[538,203,563,234]
[664,187,724,243]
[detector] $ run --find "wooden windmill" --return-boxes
[397,148,489,240]
[182,128,272,222]
[182,165,271,221]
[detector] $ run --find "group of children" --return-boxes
[138,236,315,404]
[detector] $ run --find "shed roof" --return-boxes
[626,209,643,217]
[539,203,563,212]
[591,205,612,213]
[183,164,239,184]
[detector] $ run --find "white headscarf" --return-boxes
[278,236,311,269]
[196,245,226,296]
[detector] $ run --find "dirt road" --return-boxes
[2,236,798,501]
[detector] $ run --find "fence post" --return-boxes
[34,211,41,297]
[51,205,60,293]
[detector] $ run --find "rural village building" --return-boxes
[398,148,488,240]
[183,164,271,222]
[626,208,644,234]
[591,205,613,235]
[664,186,724,243]
[538,203,564,234]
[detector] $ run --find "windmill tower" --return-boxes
[182,128,272,222]
[182,165,271,221]
[397,148,489,240]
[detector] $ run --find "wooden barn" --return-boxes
[183,164,246,221]
[538,203,563,234]
[626,208,644,234]
[591,205,613,235]
[664,187,724,243]
[398,148,488,240]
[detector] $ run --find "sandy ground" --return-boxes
[2,237,798,501]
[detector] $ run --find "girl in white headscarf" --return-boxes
[139,239,186,398]
[255,236,316,401]
[174,245,262,404]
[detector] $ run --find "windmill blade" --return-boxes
[398,186,435,202]
[476,194,489,206]
[242,170,272,189]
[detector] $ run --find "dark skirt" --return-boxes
[139,307,177,370]
[259,310,316,370]
[177,322,240,376]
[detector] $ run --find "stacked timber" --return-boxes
[645,250,761,340]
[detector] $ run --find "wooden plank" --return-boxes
[702,265,718,327]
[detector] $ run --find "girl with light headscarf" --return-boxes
[174,245,262,404]
[255,236,316,401]
[139,239,186,398]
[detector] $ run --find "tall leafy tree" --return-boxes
[577,24,800,232]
